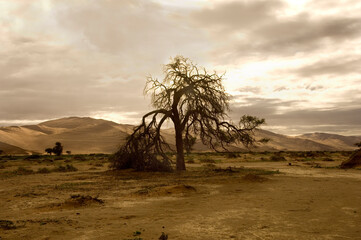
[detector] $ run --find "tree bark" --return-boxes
[175,125,186,171]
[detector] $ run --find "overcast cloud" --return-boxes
[0,0,360,135]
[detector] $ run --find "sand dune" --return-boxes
[0,117,359,154]
[0,141,29,155]
[298,132,361,151]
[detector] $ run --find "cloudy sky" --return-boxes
[1,0,360,135]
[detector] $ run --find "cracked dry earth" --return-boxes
[1,159,361,240]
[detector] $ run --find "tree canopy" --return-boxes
[111,56,266,171]
[52,142,63,156]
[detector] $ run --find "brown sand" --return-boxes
[1,158,360,239]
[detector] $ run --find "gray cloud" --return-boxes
[236,86,262,94]
[230,96,361,135]
[295,57,361,77]
[0,0,207,124]
[193,0,283,31]
[191,1,361,62]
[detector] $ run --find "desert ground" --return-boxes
[1,152,361,240]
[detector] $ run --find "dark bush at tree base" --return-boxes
[110,141,172,172]
[341,149,361,169]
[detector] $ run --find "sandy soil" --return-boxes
[1,155,361,240]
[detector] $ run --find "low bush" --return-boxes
[199,157,215,163]
[25,154,42,160]
[226,152,239,158]
[13,167,34,175]
[53,164,78,172]
[269,155,286,161]
[37,167,51,174]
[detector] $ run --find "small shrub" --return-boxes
[73,155,86,161]
[243,173,267,182]
[186,155,195,163]
[25,154,42,160]
[269,155,286,161]
[186,159,195,164]
[37,167,51,174]
[226,152,239,158]
[0,220,17,230]
[53,164,78,172]
[322,157,334,162]
[203,163,216,169]
[13,167,34,175]
[199,157,215,163]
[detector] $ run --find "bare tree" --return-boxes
[111,56,265,171]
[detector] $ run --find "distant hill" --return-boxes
[252,129,340,151]
[298,132,361,151]
[0,117,359,154]
[0,117,133,154]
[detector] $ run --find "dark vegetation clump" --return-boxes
[341,149,361,169]
[13,167,34,175]
[25,154,42,160]
[53,164,78,172]
[0,220,17,230]
[243,173,267,182]
[269,155,286,161]
[199,157,216,163]
[45,142,63,156]
[110,142,172,172]
[68,194,104,205]
[37,167,51,174]
[226,152,240,158]
[322,157,334,162]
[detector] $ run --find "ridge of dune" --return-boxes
[0,117,359,154]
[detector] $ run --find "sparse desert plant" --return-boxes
[226,152,239,158]
[199,156,216,163]
[0,220,17,230]
[203,163,216,169]
[13,167,34,175]
[25,154,42,160]
[53,164,78,172]
[322,157,334,162]
[243,173,267,182]
[37,167,51,174]
[269,155,286,161]
[186,156,195,164]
